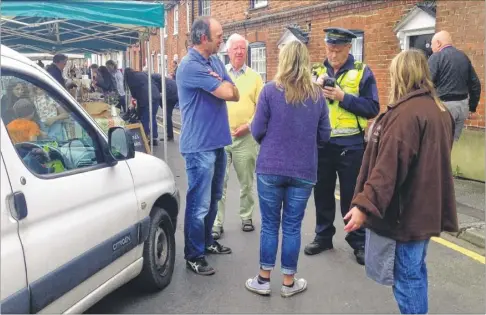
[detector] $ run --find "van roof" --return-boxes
[1,44,37,66]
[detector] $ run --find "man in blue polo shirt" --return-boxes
[176,17,240,276]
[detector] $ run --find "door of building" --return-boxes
[409,34,434,58]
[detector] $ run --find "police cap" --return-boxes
[324,27,357,45]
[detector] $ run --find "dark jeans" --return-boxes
[117,96,127,113]
[182,148,226,260]
[313,143,365,249]
[160,101,174,139]
[139,102,159,140]
[258,174,313,274]
[393,239,430,314]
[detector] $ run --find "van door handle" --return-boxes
[10,192,28,221]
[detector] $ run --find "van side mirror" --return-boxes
[108,127,135,160]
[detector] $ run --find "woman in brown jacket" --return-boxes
[343,49,458,314]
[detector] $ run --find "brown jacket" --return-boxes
[352,89,458,241]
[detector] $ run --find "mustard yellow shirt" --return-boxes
[225,64,264,132]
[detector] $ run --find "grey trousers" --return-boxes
[443,99,469,141]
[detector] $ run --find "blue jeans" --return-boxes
[182,148,226,260]
[257,174,314,275]
[393,239,430,314]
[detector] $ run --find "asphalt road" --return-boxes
[87,132,485,314]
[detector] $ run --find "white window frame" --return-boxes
[173,4,179,35]
[164,55,168,76]
[250,43,266,82]
[252,0,268,9]
[200,0,211,16]
[186,0,191,33]
[164,11,168,38]
[351,32,364,62]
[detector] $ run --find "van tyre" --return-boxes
[134,207,175,292]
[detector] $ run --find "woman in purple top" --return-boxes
[245,41,331,298]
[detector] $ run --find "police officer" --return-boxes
[305,27,380,265]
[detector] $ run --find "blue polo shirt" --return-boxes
[176,48,233,153]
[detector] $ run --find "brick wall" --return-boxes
[222,0,420,114]
[436,0,485,129]
[127,0,192,75]
[129,0,485,129]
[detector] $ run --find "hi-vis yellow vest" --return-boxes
[322,61,368,137]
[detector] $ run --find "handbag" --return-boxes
[364,228,396,286]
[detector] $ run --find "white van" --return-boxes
[0,45,179,314]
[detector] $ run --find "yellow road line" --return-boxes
[431,237,485,264]
[157,122,180,134]
[335,193,485,264]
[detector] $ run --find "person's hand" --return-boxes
[44,117,57,127]
[316,74,328,87]
[232,123,250,138]
[468,111,478,120]
[343,206,367,233]
[209,71,222,81]
[323,85,345,102]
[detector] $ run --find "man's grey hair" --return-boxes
[226,33,249,51]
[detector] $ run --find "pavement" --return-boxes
[86,126,485,314]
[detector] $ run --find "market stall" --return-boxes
[1,0,169,159]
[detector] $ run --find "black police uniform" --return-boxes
[305,28,380,265]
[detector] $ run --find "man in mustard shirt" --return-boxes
[212,33,264,239]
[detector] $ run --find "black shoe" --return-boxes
[354,248,365,265]
[160,137,174,142]
[151,139,159,146]
[206,240,232,254]
[304,240,333,255]
[186,257,215,275]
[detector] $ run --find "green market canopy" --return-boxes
[0,0,165,54]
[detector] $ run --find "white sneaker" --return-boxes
[245,276,271,296]
[280,278,307,297]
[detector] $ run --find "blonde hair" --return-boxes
[274,41,320,105]
[389,49,445,111]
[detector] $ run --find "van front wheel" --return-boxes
[134,207,175,292]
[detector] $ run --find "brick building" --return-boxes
[133,0,485,179]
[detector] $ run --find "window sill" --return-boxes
[249,4,268,11]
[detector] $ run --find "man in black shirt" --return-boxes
[428,31,481,141]
[46,54,77,90]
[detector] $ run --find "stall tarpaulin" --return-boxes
[1,0,164,27]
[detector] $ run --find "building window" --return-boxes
[173,5,179,35]
[249,42,266,82]
[200,0,211,16]
[251,0,268,9]
[164,11,168,37]
[165,55,168,76]
[350,30,364,62]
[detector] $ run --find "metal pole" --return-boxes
[147,40,154,155]
[122,50,128,113]
[160,27,168,162]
